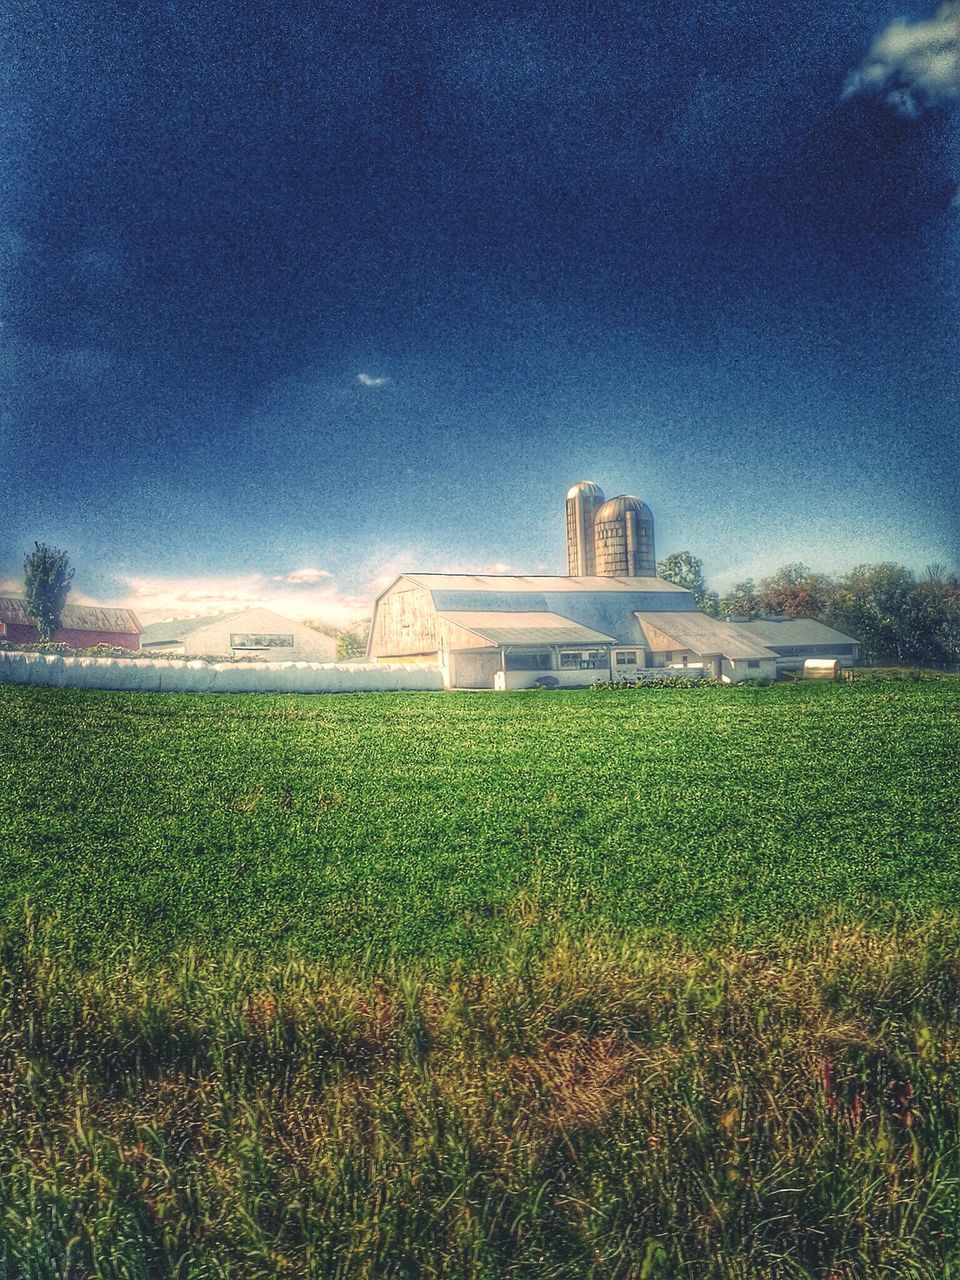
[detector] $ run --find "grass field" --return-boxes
[4,680,960,1278]
[2,681,959,965]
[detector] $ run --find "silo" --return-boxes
[565,481,604,576]
[593,495,656,577]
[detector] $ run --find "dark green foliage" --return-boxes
[713,562,960,667]
[718,578,761,619]
[2,914,960,1277]
[302,618,372,660]
[22,542,74,642]
[2,682,958,965]
[656,550,720,615]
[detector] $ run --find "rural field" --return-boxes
[3,680,960,1278]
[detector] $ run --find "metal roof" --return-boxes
[0,597,141,634]
[733,617,860,648]
[438,611,615,647]
[140,611,247,644]
[635,611,778,660]
[404,573,689,594]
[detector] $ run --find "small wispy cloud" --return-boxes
[357,372,391,387]
[274,567,332,585]
[843,2,960,118]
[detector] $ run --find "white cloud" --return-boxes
[113,571,369,629]
[843,2,960,117]
[357,372,391,387]
[274,567,333,585]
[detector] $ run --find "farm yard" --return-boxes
[3,679,960,1277]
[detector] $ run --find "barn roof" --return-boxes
[732,617,860,648]
[405,573,690,594]
[140,612,246,644]
[0,597,141,634]
[437,611,615,647]
[635,611,777,660]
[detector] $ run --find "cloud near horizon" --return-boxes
[356,372,391,387]
[843,2,960,117]
[111,571,370,629]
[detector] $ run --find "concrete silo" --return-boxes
[594,494,656,577]
[565,481,605,576]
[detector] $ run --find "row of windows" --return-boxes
[230,633,295,649]
[771,644,855,657]
[504,649,648,672]
[559,650,608,669]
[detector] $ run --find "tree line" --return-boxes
[657,551,960,667]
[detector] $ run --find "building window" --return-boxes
[681,654,688,667]
[616,651,638,666]
[560,649,608,669]
[504,650,551,671]
[230,633,295,649]
[747,659,760,669]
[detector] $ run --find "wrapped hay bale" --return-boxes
[803,658,840,680]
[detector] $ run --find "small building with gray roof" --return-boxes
[140,606,335,662]
[729,617,861,670]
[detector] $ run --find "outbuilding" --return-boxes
[139,606,336,662]
[729,617,861,670]
[0,597,142,649]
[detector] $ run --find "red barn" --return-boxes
[0,597,142,649]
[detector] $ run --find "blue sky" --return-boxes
[4,0,959,624]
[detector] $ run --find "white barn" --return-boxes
[367,574,786,688]
[140,606,336,662]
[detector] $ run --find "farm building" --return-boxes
[368,574,863,688]
[140,607,336,662]
[635,612,780,683]
[729,617,861,669]
[0,597,141,649]
[367,574,782,688]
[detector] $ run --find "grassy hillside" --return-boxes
[2,681,958,965]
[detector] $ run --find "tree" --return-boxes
[303,618,372,660]
[718,579,761,620]
[23,542,74,642]
[828,564,919,665]
[657,551,719,614]
[755,563,833,619]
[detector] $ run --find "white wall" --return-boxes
[182,608,336,661]
[0,653,442,693]
[493,668,601,691]
[721,657,778,684]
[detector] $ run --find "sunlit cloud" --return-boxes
[273,567,333,585]
[112,571,369,629]
[357,372,391,387]
[843,2,960,117]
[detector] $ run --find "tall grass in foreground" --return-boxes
[2,913,960,1278]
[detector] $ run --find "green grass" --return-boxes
[3,681,959,966]
[4,680,960,1276]
[3,914,960,1278]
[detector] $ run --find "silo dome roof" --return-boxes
[595,494,653,521]
[566,480,604,501]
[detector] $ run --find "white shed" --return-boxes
[140,607,336,662]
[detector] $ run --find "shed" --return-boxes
[0,597,142,649]
[140,606,336,662]
[730,617,861,669]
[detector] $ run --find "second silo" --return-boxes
[594,494,656,576]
